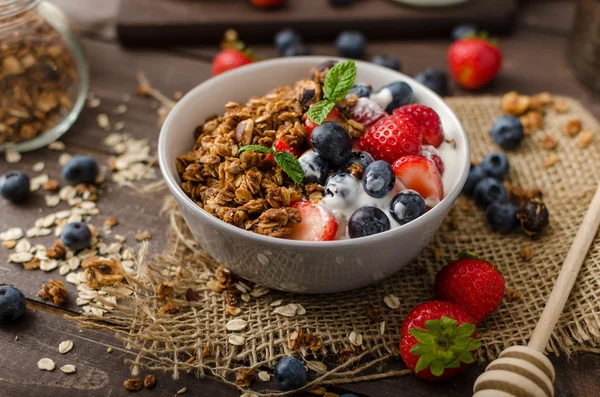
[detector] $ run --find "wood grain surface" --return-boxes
[1,1,599,396]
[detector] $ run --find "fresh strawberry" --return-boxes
[393,104,444,148]
[212,49,253,76]
[447,37,502,90]
[357,114,422,164]
[349,97,386,128]
[251,0,286,8]
[421,145,444,175]
[289,201,338,241]
[392,155,443,204]
[434,252,505,323]
[274,138,302,158]
[400,301,481,381]
[304,106,341,143]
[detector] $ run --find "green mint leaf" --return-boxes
[414,352,435,374]
[324,60,357,101]
[429,358,446,377]
[307,100,335,125]
[273,151,304,185]
[238,145,273,155]
[409,328,435,344]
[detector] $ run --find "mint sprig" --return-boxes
[238,145,304,184]
[307,60,357,125]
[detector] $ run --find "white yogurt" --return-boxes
[369,87,393,111]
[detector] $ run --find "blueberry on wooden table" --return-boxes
[335,30,367,59]
[490,115,525,150]
[348,83,372,98]
[274,356,307,391]
[362,160,395,198]
[390,190,426,225]
[274,29,303,55]
[348,206,391,238]
[481,152,509,180]
[310,122,352,166]
[299,151,329,185]
[0,170,30,203]
[414,67,449,97]
[0,285,26,324]
[462,164,486,196]
[62,155,99,184]
[451,23,477,41]
[485,201,519,234]
[473,177,508,208]
[60,222,92,251]
[371,54,402,71]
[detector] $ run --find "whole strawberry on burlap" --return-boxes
[400,301,482,380]
[447,37,502,90]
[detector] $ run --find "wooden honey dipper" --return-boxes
[473,184,600,397]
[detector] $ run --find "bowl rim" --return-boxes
[158,56,471,248]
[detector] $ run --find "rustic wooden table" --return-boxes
[1,1,599,396]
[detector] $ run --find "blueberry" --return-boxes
[274,356,307,391]
[62,155,99,184]
[0,171,30,203]
[362,160,395,198]
[490,115,525,150]
[299,151,329,185]
[348,83,372,98]
[283,44,311,57]
[451,23,477,41]
[348,206,391,238]
[60,222,92,251]
[462,165,486,196]
[414,67,448,97]
[473,177,508,208]
[370,81,413,113]
[341,151,374,172]
[485,201,519,233]
[329,0,353,6]
[481,152,509,180]
[310,122,352,166]
[371,54,401,71]
[390,190,426,225]
[275,29,303,54]
[325,173,359,200]
[335,30,366,59]
[0,285,26,324]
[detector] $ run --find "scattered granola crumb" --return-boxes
[540,134,558,150]
[257,371,270,382]
[177,387,187,394]
[543,153,559,168]
[5,150,21,164]
[42,178,60,191]
[520,110,543,132]
[501,91,530,116]
[58,339,74,354]
[323,393,339,397]
[383,294,400,309]
[156,281,174,301]
[519,246,534,261]
[530,91,553,109]
[564,119,582,136]
[37,358,56,371]
[107,347,113,353]
[158,303,180,315]
[123,378,142,392]
[135,231,152,241]
[37,279,68,306]
[48,141,66,150]
[96,113,111,130]
[143,374,156,389]
[2,240,17,249]
[104,216,119,229]
[554,99,568,114]
[88,97,101,108]
[60,364,76,374]
[115,104,128,115]
[33,162,45,172]
[308,386,327,395]
[577,130,593,149]
[82,256,124,289]
[23,257,40,270]
[173,91,183,100]
[505,287,523,302]
[46,240,66,259]
[235,368,256,388]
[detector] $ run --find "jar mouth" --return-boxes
[0,0,40,19]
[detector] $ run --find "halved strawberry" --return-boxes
[394,104,444,148]
[274,138,302,158]
[392,155,444,205]
[421,145,445,175]
[304,106,341,144]
[289,201,338,241]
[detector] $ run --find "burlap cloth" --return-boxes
[81,96,600,395]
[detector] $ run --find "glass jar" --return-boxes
[0,0,88,152]
[567,0,600,93]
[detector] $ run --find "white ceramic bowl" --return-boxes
[159,57,470,294]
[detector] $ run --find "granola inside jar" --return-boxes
[0,0,88,152]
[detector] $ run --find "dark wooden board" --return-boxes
[116,0,518,47]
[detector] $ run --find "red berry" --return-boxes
[304,106,341,144]
[357,114,422,164]
[392,155,443,205]
[289,201,338,241]
[349,97,386,128]
[251,0,286,7]
[212,49,253,76]
[421,145,444,175]
[447,38,502,90]
[274,138,302,158]
[394,104,444,148]
[400,301,480,381]
[434,253,505,323]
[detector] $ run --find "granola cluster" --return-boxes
[0,13,78,146]
[176,66,362,238]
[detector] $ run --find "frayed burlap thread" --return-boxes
[78,96,600,396]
